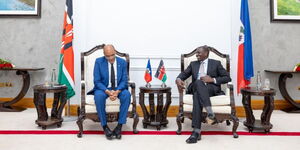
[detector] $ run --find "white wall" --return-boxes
[72,0,240,105]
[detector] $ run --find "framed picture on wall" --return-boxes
[271,0,300,21]
[0,0,41,17]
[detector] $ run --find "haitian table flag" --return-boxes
[58,0,75,99]
[237,0,254,94]
[144,59,152,83]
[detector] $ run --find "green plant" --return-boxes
[0,58,11,64]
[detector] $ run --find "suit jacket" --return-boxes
[177,59,231,95]
[87,56,128,95]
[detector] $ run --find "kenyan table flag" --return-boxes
[155,60,167,83]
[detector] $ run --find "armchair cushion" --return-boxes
[183,104,231,114]
[86,103,133,113]
[183,94,230,106]
[85,95,134,113]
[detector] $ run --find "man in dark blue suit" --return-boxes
[89,44,130,140]
[176,45,231,144]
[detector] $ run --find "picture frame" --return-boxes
[270,0,300,22]
[0,0,41,17]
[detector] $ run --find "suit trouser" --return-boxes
[191,80,215,129]
[94,89,131,126]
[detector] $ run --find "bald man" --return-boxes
[88,45,130,140]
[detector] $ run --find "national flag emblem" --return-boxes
[58,0,75,99]
[237,0,254,93]
[155,60,167,83]
[144,59,152,83]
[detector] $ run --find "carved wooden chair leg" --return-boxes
[77,114,85,138]
[231,115,239,138]
[132,113,139,134]
[176,114,183,135]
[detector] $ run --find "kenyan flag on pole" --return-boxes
[155,60,167,83]
[58,0,75,99]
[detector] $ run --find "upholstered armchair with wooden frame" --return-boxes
[77,44,139,138]
[176,47,239,138]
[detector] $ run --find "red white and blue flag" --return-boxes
[144,59,152,83]
[58,0,75,99]
[237,0,254,93]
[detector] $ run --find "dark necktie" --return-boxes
[111,63,116,89]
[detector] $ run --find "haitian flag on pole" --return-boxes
[237,0,254,93]
[58,0,75,99]
[155,60,167,83]
[144,59,152,83]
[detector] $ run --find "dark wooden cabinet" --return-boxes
[139,86,172,130]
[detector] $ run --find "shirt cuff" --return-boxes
[213,78,217,84]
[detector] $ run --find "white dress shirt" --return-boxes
[197,58,217,84]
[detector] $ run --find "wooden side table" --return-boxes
[139,86,171,130]
[33,84,67,130]
[264,70,300,112]
[241,87,276,133]
[0,68,44,112]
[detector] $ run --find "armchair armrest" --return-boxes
[80,80,86,108]
[227,82,233,90]
[227,82,237,114]
[128,81,137,112]
[176,85,185,113]
[128,81,136,89]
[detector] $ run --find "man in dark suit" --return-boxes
[176,45,231,144]
[88,44,130,140]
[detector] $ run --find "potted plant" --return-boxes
[0,59,13,69]
[293,63,300,72]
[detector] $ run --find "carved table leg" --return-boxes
[265,95,274,126]
[57,91,67,120]
[51,92,60,118]
[0,70,30,112]
[261,95,270,125]
[37,93,48,121]
[242,93,255,131]
[156,93,163,124]
[149,93,155,122]
[139,92,148,127]
[260,95,274,133]
[33,92,41,122]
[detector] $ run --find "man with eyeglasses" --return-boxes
[88,44,130,140]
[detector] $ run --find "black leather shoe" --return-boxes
[186,132,201,144]
[103,125,113,140]
[113,124,122,139]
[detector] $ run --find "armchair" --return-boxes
[76,44,139,137]
[176,46,239,138]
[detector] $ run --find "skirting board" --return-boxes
[1,98,299,117]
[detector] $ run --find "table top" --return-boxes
[0,67,44,71]
[33,84,67,91]
[264,70,300,73]
[241,87,276,95]
[140,86,171,90]
[139,85,171,93]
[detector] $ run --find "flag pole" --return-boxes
[63,99,77,122]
